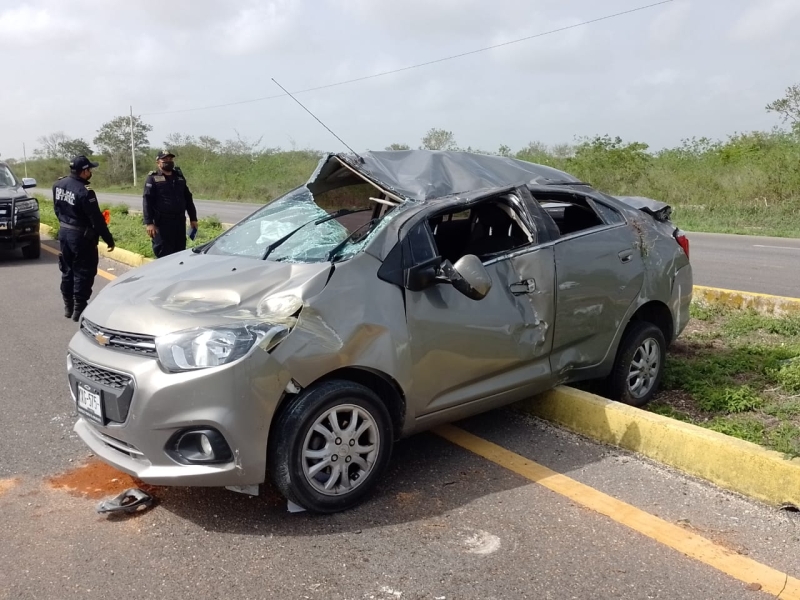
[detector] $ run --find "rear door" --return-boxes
[546,194,644,374]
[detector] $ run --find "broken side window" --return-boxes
[534,192,606,236]
[428,195,535,264]
[592,201,625,225]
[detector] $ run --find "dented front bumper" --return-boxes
[67,329,292,488]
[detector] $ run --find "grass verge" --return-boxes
[36,197,224,259]
[649,304,800,457]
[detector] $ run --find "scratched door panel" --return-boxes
[550,225,645,375]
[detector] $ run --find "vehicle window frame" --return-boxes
[587,198,626,226]
[0,164,19,188]
[411,190,541,269]
[526,188,629,245]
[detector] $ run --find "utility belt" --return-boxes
[59,222,98,239]
[59,222,86,233]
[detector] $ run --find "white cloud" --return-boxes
[216,0,299,56]
[0,0,798,159]
[639,68,683,87]
[649,1,691,45]
[729,0,800,41]
[486,16,591,73]
[0,5,81,46]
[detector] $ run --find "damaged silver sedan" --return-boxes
[65,150,692,513]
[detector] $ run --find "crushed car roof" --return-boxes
[337,150,582,202]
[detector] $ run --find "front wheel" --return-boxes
[605,321,666,407]
[268,380,394,513]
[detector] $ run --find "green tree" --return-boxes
[60,138,93,158]
[93,115,152,185]
[385,143,410,151]
[766,84,800,133]
[420,128,458,151]
[93,115,152,155]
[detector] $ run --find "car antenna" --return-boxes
[272,78,365,164]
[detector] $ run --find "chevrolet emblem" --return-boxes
[95,333,111,346]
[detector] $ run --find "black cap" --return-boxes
[70,155,99,172]
[157,151,175,160]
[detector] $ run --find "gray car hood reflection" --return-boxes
[86,252,332,336]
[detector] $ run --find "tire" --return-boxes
[268,380,394,513]
[22,237,41,259]
[605,321,666,407]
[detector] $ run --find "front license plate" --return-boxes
[77,384,103,424]
[0,221,7,230]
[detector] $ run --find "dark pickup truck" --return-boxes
[0,161,40,259]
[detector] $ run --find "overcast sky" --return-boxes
[1,0,798,160]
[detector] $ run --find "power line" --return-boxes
[142,0,673,117]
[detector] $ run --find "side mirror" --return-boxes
[21,178,37,189]
[442,255,492,301]
[404,256,441,292]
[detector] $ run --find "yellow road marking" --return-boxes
[41,244,117,281]
[435,424,800,599]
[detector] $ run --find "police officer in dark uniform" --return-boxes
[53,156,115,321]
[143,151,198,258]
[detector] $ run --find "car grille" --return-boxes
[81,319,157,357]
[70,355,132,390]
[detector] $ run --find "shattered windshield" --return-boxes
[204,187,397,263]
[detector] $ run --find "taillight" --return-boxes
[674,229,689,259]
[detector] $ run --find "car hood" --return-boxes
[83,250,333,336]
[0,185,27,201]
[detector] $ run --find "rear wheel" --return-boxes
[268,380,393,513]
[22,236,40,259]
[606,321,666,407]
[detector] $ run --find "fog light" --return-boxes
[200,434,213,458]
[168,428,233,465]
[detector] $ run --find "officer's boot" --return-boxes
[72,298,88,322]
[63,296,74,319]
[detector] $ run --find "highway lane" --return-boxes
[33,188,800,298]
[2,243,800,599]
[688,231,800,298]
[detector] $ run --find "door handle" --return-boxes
[618,250,634,264]
[510,279,536,295]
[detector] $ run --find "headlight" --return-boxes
[15,199,37,213]
[156,322,289,373]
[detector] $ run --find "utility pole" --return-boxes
[129,106,137,187]
[22,143,28,177]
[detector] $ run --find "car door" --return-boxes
[548,195,644,374]
[403,187,557,417]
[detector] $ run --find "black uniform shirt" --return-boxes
[142,168,197,225]
[52,174,114,246]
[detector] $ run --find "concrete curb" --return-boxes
[518,386,800,508]
[39,224,154,268]
[694,284,800,315]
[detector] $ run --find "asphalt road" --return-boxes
[1,242,799,599]
[33,188,800,298]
